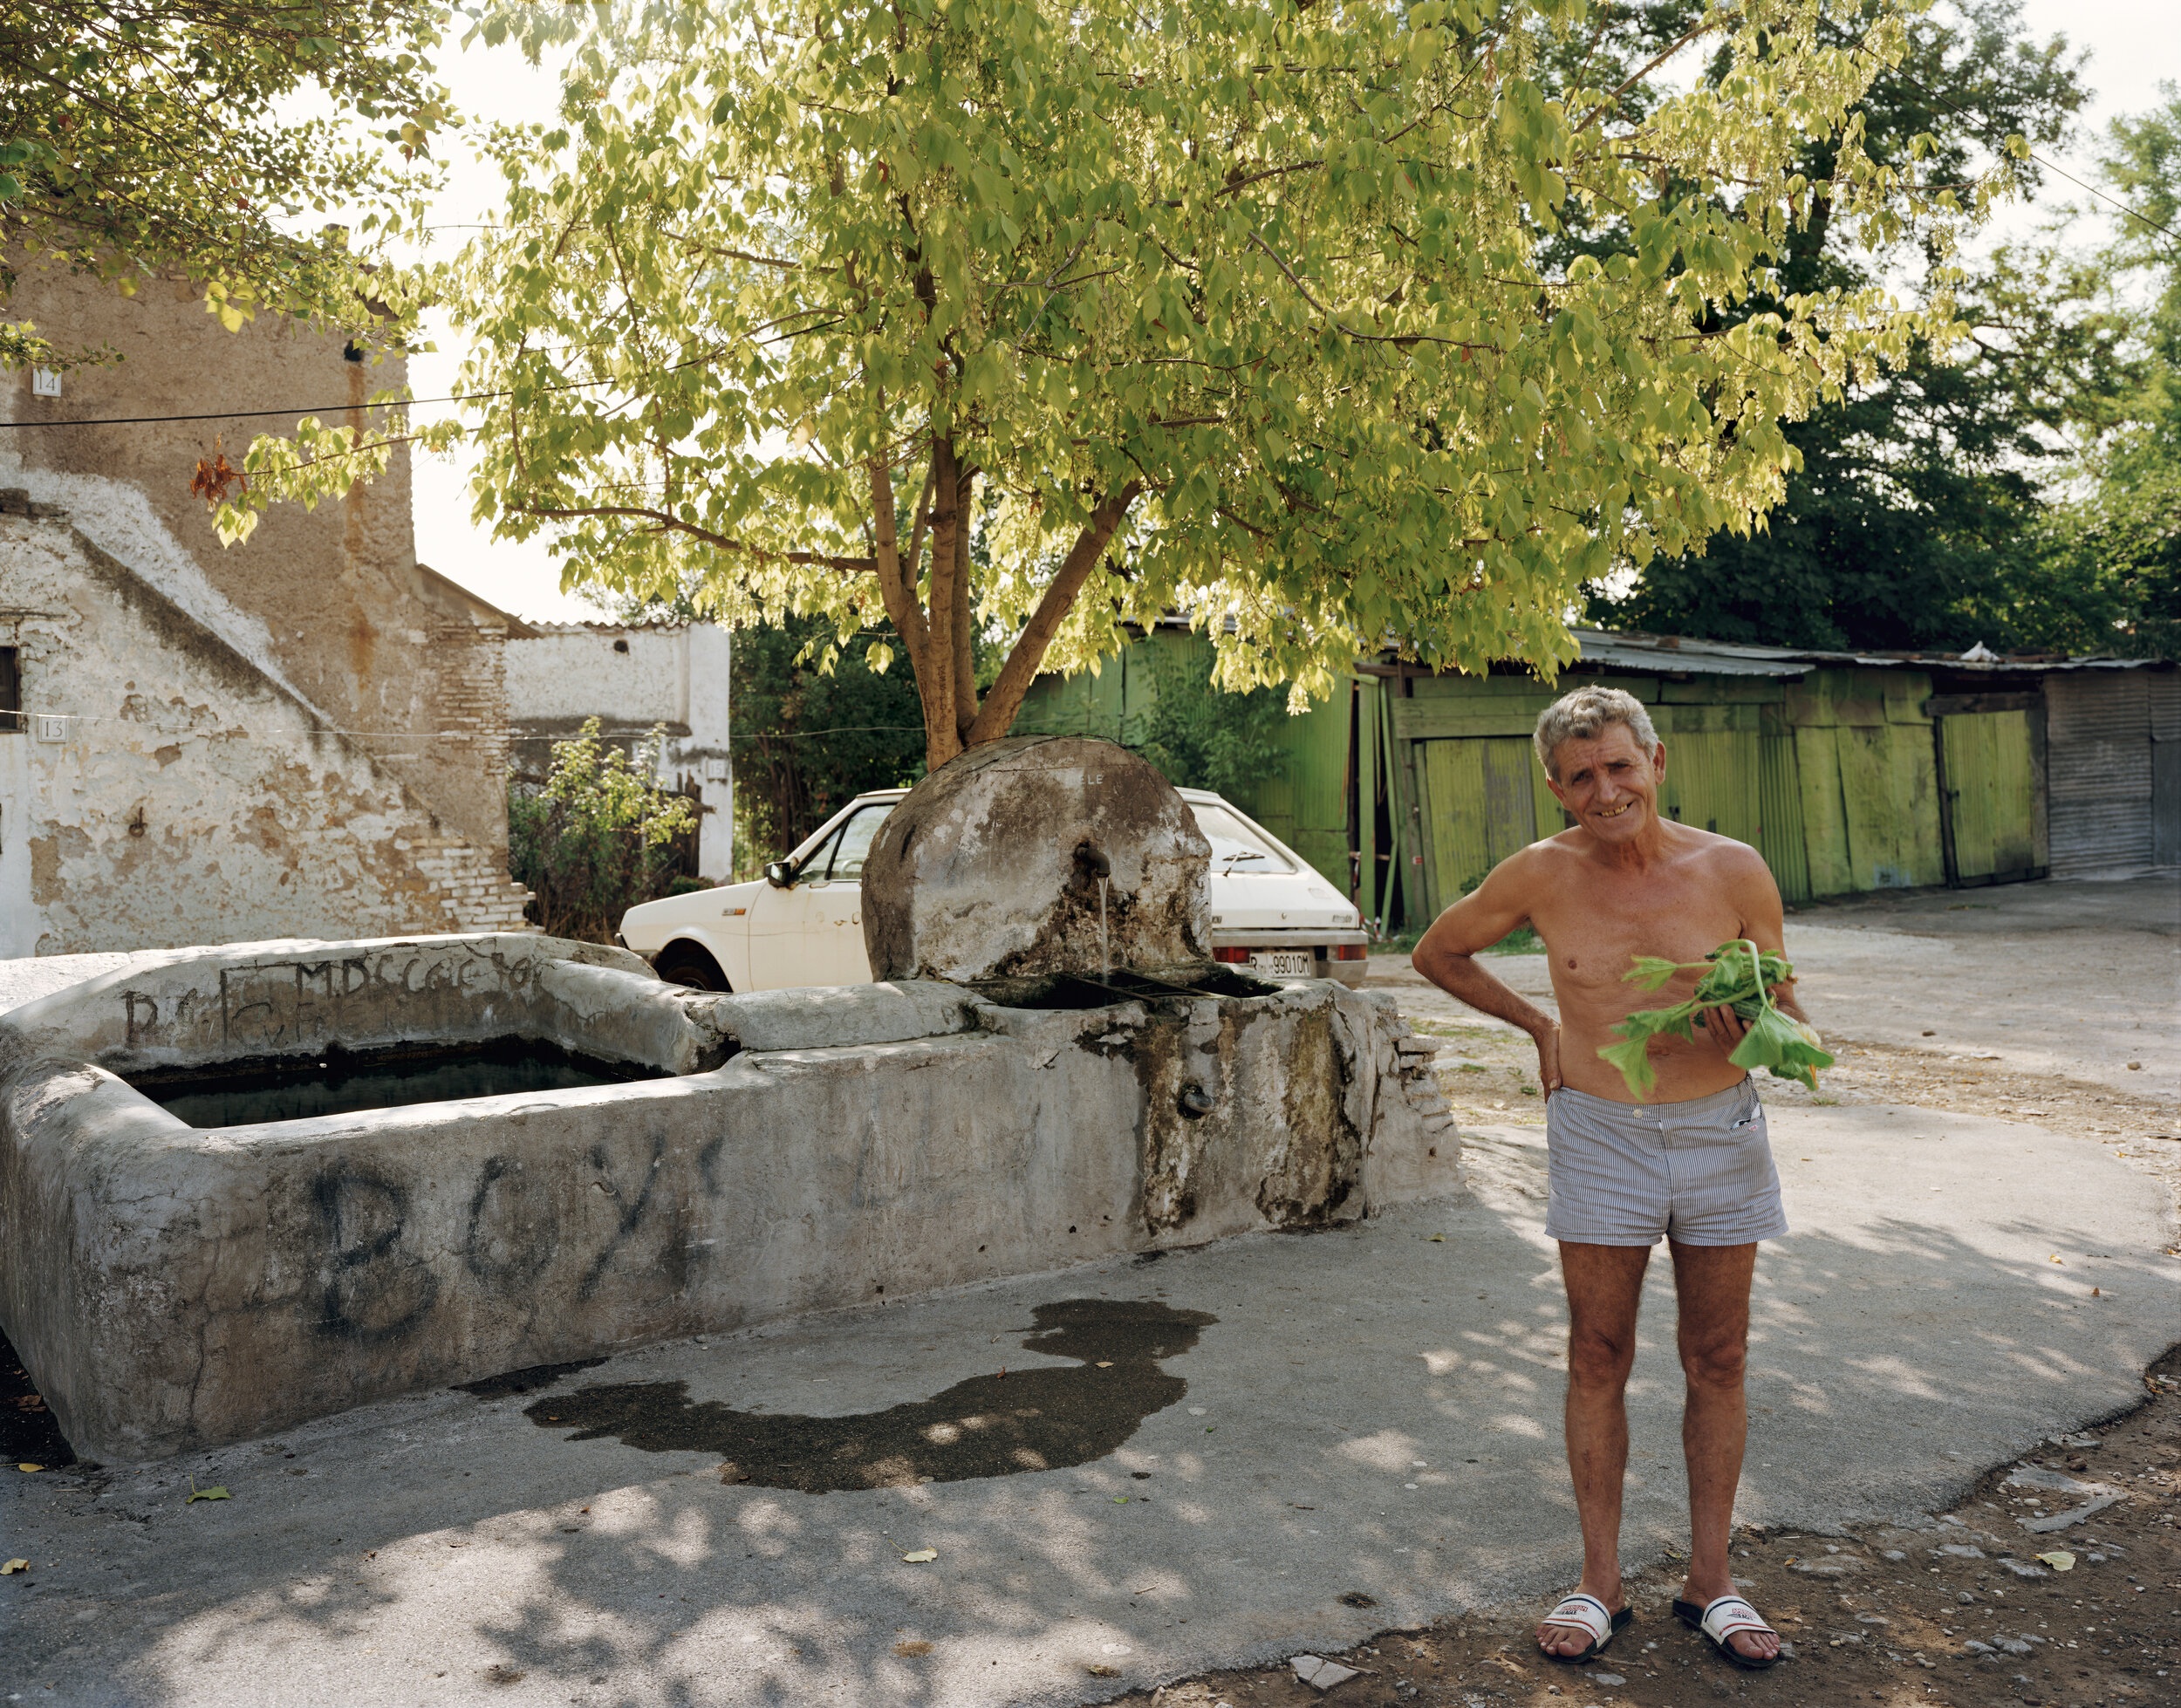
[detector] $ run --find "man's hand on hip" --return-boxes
[1534,1021,1564,1098]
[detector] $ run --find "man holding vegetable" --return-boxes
[1413,685,1819,1674]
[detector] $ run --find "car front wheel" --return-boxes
[654,942,730,992]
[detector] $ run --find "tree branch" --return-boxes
[965,482,1142,748]
[507,498,874,571]
[867,438,936,704]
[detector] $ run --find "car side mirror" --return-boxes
[764,860,794,889]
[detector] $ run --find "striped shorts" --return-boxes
[1543,1078,1789,1247]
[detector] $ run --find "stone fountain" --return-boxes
[0,738,1456,1461]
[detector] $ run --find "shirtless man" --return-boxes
[1412,686,1801,1673]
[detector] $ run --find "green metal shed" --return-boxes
[1014,625,2173,933]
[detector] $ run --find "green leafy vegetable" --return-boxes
[1598,939,1832,1098]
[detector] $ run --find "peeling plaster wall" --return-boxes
[2,258,510,854]
[506,624,734,877]
[0,508,530,952]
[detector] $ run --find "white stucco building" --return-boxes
[504,623,734,878]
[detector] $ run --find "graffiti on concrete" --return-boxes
[313,1130,692,1342]
[461,1157,559,1294]
[506,1298,1219,1491]
[311,1166,441,1344]
[107,942,557,1062]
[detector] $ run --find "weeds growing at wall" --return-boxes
[509,720,698,943]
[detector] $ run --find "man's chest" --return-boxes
[1529,872,1747,1001]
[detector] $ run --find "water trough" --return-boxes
[0,744,1458,1464]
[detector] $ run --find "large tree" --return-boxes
[2032,81,2181,657]
[228,0,1975,768]
[1,2,450,365]
[1583,0,2135,651]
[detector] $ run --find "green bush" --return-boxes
[1131,639,1289,803]
[509,720,698,943]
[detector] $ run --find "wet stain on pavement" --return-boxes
[518,1298,1217,1492]
[455,1358,607,1399]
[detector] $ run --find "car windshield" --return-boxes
[825,803,890,880]
[1190,803,1296,874]
[786,796,897,871]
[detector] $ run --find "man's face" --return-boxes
[1546,721,1665,844]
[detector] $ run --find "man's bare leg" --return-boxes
[1537,1241,1651,1658]
[1668,1240,1780,1664]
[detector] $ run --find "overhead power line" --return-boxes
[1834,29,2176,243]
[5,384,546,431]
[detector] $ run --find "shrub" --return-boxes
[509,719,698,943]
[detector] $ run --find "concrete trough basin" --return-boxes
[0,933,1456,1463]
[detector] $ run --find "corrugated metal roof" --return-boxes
[516,619,695,636]
[1569,632,1810,677]
[1566,628,2173,676]
[1143,615,2171,675]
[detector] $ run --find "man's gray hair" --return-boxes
[1534,686,1659,781]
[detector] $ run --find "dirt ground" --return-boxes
[1107,1349,2181,1708]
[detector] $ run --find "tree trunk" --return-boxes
[873,433,1139,774]
[923,436,964,771]
[952,466,980,746]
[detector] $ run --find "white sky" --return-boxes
[401,3,2180,625]
[397,38,580,619]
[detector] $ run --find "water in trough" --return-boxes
[127,1036,666,1129]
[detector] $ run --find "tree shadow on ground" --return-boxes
[29,1192,2177,1708]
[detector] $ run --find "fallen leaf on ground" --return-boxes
[1086,1664,1119,1677]
[2036,1551,2076,1570]
[184,1480,229,1503]
[893,1640,933,1657]
[1096,1361,1114,1368]
[2,1558,27,1574]
[900,1548,937,1563]
[1428,1233,1445,1242]
[17,1464,43,1473]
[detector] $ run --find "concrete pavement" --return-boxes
[5,1094,2174,1705]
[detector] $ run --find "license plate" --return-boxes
[1248,951,1314,979]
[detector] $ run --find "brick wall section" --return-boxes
[427,617,514,783]
[407,836,535,933]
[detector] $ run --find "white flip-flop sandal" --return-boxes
[1674,1592,1781,1670]
[1536,1591,1632,1664]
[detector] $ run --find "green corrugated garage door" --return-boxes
[1938,710,2040,883]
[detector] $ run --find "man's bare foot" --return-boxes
[1535,1583,1627,1660]
[1678,1579,1781,1664]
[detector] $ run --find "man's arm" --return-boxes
[1699,846,1807,1051]
[1410,851,1564,1095]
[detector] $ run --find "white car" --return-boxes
[619,787,1369,993]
